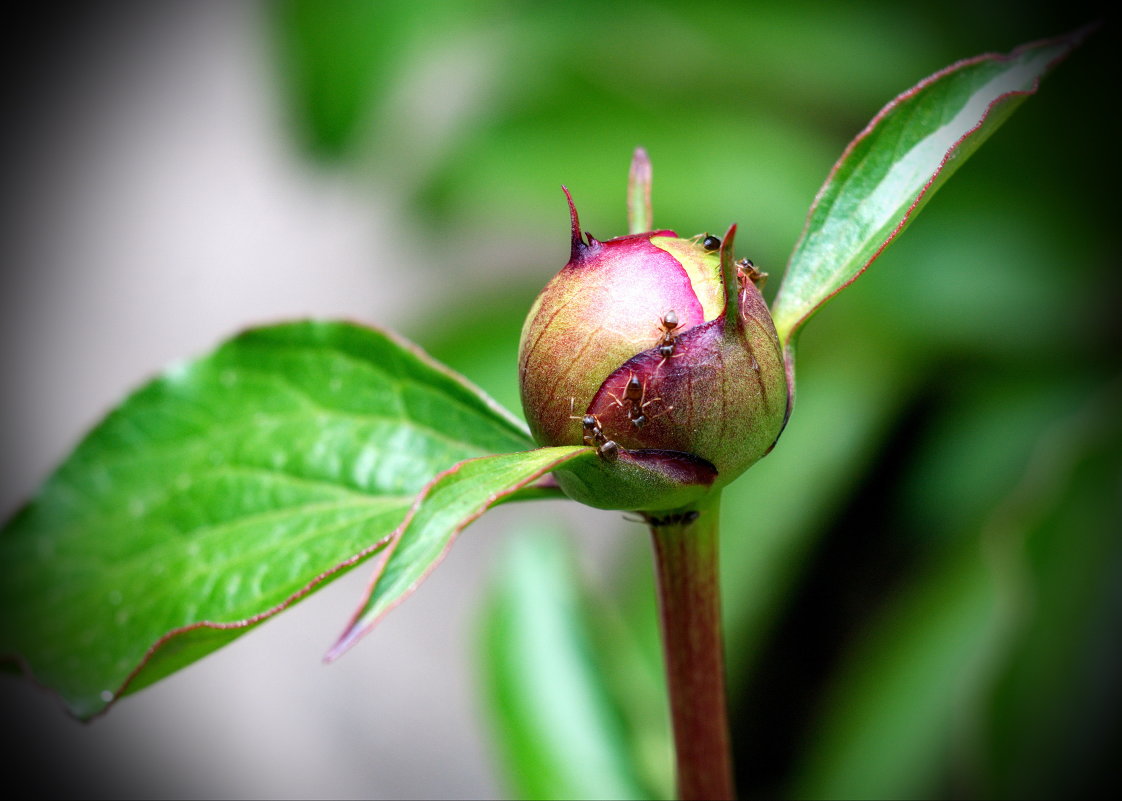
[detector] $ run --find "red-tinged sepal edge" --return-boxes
[770,26,1095,416]
[327,446,589,661]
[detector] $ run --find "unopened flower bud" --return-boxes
[518,163,788,511]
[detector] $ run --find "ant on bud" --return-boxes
[689,232,722,252]
[609,374,671,429]
[596,439,620,461]
[736,257,768,291]
[569,400,620,461]
[657,310,681,359]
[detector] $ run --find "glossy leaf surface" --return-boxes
[0,321,532,719]
[770,29,1089,351]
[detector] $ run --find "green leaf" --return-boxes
[0,320,533,720]
[478,527,655,801]
[770,28,1090,352]
[326,446,589,659]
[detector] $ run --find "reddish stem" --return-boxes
[647,493,735,800]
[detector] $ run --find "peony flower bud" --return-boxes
[518,159,789,511]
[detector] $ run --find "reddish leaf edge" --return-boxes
[3,450,561,723]
[2,534,394,722]
[324,446,590,662]
[777,23,1097,350]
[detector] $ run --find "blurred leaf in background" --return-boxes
[270,0,392,159]
[477,525,664,800]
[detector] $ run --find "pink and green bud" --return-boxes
[518,156,789,511]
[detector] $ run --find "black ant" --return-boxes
[569,401,620,461]
[609,374,670,429]
[736,257,768,291]
[657,310,681,359]
[689,232,722,252]
[595,438,619,461]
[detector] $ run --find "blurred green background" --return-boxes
[4,0,1117,798]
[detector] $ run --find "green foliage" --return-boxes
[0,321,532,719]
[770,32,1084,350]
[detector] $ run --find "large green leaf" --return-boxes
[770,29,1090,354]
[0,320,533,720]
[326,446,589,659]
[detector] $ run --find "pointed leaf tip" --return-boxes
[324,622,363,663]
[771,29,1090,352]
[326,446,589,661]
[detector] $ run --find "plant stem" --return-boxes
[647,491,735,800]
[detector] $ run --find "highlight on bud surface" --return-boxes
[518,152,789,511]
